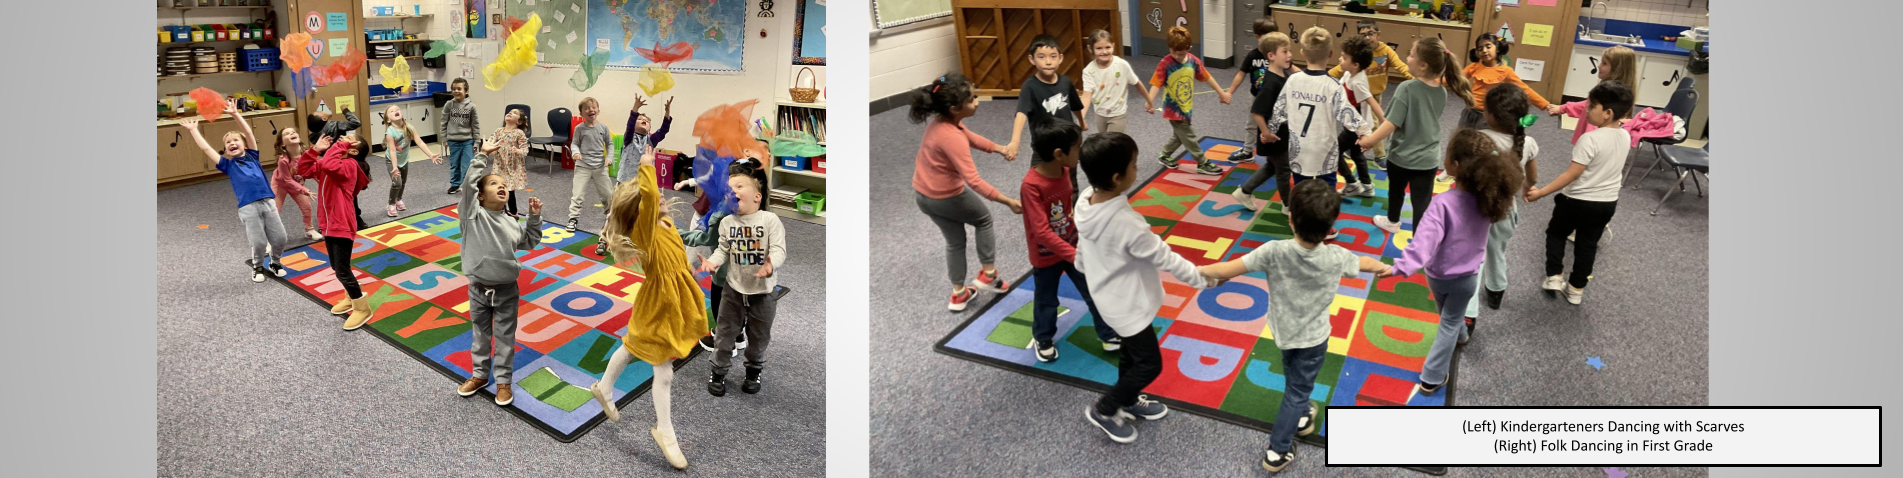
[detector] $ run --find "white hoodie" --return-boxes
[1074,185,1212,338]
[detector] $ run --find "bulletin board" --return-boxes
[873,0,951,29]
[793,0,826,65]
[506,0,590,66]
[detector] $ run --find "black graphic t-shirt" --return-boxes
[1017,74,1083,127]
[1243,49,1271,96]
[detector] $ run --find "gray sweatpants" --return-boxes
[387,160,410,205]
[569,164,614,221]
[1466,203,1521,318]
[469,280,521,384]
[915,189,997,286]
[238,198,287,266]
[712,286,776,375]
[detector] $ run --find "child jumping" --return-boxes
[1267,27,1370,240]
[438,78,479,195]
[1383,129,1524,396]
[1075,132,1214,443]
[270,127,323,241]
[181,105,285,283]
[1022,118,1118,361]
[296,115,379,330]
[1234,32,1297,213]
[383,104,441,217]
[566,97,615,232]
[1526,81,1634,305]
[588,148,706,471]
[1145,25,1231,175]
[910,74,1023,311]
[1357,37,1474,233]
[699,161,785,396]
[1466,86,1542,328]
[1080,29,1153,135]
[1199,179,1392,471]
[453,136,545,406]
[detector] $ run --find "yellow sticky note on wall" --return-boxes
[1524,23,1554,47]
[335,95,356,114]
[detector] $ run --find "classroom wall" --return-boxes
[429,3,824,155]
[868,17,960,102]
[1115,0,1235,60]
[1594,0,1708,28]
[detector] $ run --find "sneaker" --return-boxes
[1563,284,1586,305]
[594,242,607,257]
[1233,189,1259,211]
[1296,403,1319,436]
[396,200,407,211]
[448,186,459,195]
[306,228,322,241]
[970,269,1009,293]
[1372,216,1401,233]
[1325,229,1339,241]
[1483,289,1505,310]
[1351,183,1375,197]
[1227,148,1254,163]
[457,377,489,397]
[1034,341,1058,362]
[947,287,978,312]
[1415,380,1441,396]
[250,267,268,283]
[707,372,728,397]
[698,335,717,353]
[494,385,513,406]
[1122,395,1170,420]
[1086,407,1138,444]
[1460,317,1475,345]
[566,218,579,232]
[589,381,620,422]
[1101,336,1122,352]
[1369,158,1387,170]
[1156,153,1176,169]
[741,367,763,394]
[1541,275,1566,294]
[385,205,399,217]
[1195,162,1223,175]
[268,261,287,278]
[1261,448,1296,472]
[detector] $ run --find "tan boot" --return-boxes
[330,297,353,315]
[652,427,687,470]
[343,296,374,330]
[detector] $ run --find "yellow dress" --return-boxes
[607,163,706,364]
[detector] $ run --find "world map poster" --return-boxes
[588,0,748,73]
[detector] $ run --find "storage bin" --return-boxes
[811,155,827,174]
[373,6,395,16]
[777,155,809,171]
[794,192,826,216]
[239,47,282,71]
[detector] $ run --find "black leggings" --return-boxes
[324,236,362,299]
[507,192,519,215]
[1386,164,1435,227]
[1337,131,1373,185]
[1545,194,1618,289]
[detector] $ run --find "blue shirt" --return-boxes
[216,149,275,208]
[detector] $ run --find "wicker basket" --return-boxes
[788,67,820,104]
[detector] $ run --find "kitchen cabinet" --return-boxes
[1636,55,1689,108]
[156,124,210,181]
[1564,44,1606,99]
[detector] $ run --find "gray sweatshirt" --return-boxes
[459,152,542,285]
[569,121,611,169]
[704,210,786,295]
[439,98,480,142]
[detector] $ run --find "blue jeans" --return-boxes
[1031,260,1116,347]
[1268,342,1327,454]
[446,139,474,188]
[1421,273,1478,385]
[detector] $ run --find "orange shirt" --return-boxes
[1463,63,1551,111]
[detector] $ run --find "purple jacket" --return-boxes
[1390,188,1490,279]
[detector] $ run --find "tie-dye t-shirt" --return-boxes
[1149,53,1212,122]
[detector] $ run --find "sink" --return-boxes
[1580,32,1645,46]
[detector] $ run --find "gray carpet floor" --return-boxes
[869,55,1708,476]
[157,147,826,476]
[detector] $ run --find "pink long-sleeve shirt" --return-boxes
[911,118,1005,200]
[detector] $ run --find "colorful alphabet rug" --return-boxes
[936,137,1454,473]
[267,204,709,442]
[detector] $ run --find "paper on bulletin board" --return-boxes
[335,95,357,114]
[1529,0,1558,6]
[328,38,349,57]
[1515,58,1545,82]
[460,62,476,81]
[326,12,347,31]
[1499,0,1519,6]
[1524,23,1554,47]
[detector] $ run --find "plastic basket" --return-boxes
[778,155,809,171]
[795,192,826,216]
[239,48,281,71]
[811,155,827,174]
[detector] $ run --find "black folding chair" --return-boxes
[529,108,573,175]
[1650,143,1709,216]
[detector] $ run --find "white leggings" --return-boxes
[601,346,676,436]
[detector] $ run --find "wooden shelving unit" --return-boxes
[156,4,282,189]
[767,100,827,226]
